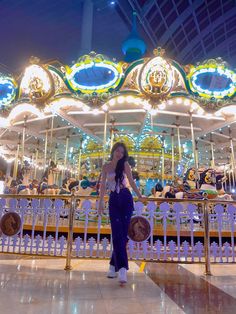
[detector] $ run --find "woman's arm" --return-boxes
[124,162,142,198]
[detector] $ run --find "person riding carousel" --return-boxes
[39,161,60,195]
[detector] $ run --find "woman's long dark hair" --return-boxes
[110,142,128,187]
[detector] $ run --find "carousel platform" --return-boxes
[22,221,236,238]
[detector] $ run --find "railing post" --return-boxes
[64,191,76,271]
[203,199,212,276]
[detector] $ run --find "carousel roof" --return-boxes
[0,0,236,172]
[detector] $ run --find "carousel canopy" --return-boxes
[0,0,236,175]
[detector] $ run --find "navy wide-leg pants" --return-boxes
[109,188,134,272]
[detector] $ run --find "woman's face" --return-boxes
[113,146,125,161]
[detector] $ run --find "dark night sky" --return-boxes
[0,0,236,73]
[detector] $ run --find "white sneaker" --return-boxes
[118,267,127,283]
[107,265,117,278]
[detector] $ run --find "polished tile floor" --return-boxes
[0,254,236,314]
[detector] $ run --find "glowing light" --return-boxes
[139,56,174,97]
[92,108,100,115]
[184,99,190,106]
[206,113,212,119]
[108,98,116,106]
[126,95,134,103]
[176,98,182,104]
[20,64,52,101]
[197,108,204,115]
[0,117,9,128]
[117,96,125,104]
[102,104,108,111]
[150,108,158,115]
[158,103,166,110]
[191,102,198,110]
[143,101,151,111]
[168,99,173,105]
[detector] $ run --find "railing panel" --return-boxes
[0,195,236,271]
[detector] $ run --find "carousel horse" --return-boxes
[199,168,216,191]
[17,161,33,195]
[59,178,72,195]
[39,161,60,195]
[183,168,198,190]
[4,177,18,194]
[198,168,232,200]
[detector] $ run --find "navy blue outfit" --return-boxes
[109,188,134,271]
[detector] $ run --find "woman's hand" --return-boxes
[98,200,105,215]
[137,195,144,202]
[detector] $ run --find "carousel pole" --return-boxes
[13,136,21,180]
[195,141,199,169]
[44,130,48,169]
[49,115,54,162]
[34,140,40,179]
[63,135,69,178]
[224,164,227,191]
[54,144,58,184]
[21,116,27,164]
[77,137,83,180]
[229,128,236,187]
[189,112,198,169]
[176,117,182,161]
[54,144,58,164]
[210,134,215,168]
[103,112,108,164]
[228,157,232,191]
[161,134,165,186]
[171,128,175,181]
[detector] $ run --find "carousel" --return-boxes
[0,44,236,201]
[0,14,235,268]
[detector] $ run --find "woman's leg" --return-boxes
[109,189,134,272]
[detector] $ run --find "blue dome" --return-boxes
[122,12,146,62]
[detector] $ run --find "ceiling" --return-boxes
[0,0,235,71]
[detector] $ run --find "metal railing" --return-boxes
[0,193,236,275]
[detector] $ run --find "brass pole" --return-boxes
[177,125,182,161]
[44,130,48,169]
[49,115,54,161]
[77,138,83,180]
[195,141,199,169]
[210,134,215,168]
[189,112,197,170]
[21,116,27,164]
[229,128,235,187]
[203,199,212,276]
[13,139,20,180]
[162,135,165,186]
[34,148,39,179]
[63,136,69,178]
[64,191,76,271]
[171,128,175,181]
[103,112,108,163]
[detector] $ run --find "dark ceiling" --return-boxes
[0,0,235,72]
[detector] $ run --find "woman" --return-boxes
[98,142,142,284]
